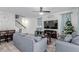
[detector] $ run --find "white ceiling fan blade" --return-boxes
[32,11,40,12]
[32,7,51,13]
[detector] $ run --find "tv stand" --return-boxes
[44,30,57,39]
[44,30,57,44]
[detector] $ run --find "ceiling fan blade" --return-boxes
[32,7,51,13]
[32,11,40,12]
[43,11,51,13]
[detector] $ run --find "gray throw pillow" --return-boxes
[72,32,77,38]
[64,34,72,42]
[71,36,79,45]
[34,37,41,42]
[76,32,79,36]
[58,35,65,41]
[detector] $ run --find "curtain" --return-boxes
[60,12,72,33]
[77,10,79,33]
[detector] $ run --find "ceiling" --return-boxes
[0,7,76,18]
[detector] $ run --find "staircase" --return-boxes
[15,15,26,33]
[15,20,26,28]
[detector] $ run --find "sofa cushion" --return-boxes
[71,36,79,45]
[17,33,28,37]
[34,36,42,42]
[64,34,72,42]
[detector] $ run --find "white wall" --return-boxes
[0,11,15,30]
[21,17,37,34]
[43,8,79,35]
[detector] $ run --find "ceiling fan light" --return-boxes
[39,12,44,15]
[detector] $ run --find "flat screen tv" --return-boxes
[44,20,58,29]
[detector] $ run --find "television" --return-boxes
[44,20,58,29]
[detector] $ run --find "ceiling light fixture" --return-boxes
[39,12,44,15]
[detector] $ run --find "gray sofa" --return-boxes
[13,33,47,52]
[55,40,79,52]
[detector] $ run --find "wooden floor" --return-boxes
[0,42,20,52]
[0,39,56,52]
[47,39,56,52]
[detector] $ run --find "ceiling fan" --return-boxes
[32,7,51,15]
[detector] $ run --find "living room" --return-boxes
[0,7,79,52]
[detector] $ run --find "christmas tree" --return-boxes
[64,20,74,34]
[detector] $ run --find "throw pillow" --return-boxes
[71,36,79,45]
[76,32,79,36]
[64,34,72,42]
[72,32,77,38]
[34,36,41,42]
[58,35,65,41]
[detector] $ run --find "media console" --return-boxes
[0,30,15,42]
[44,30,57,39]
